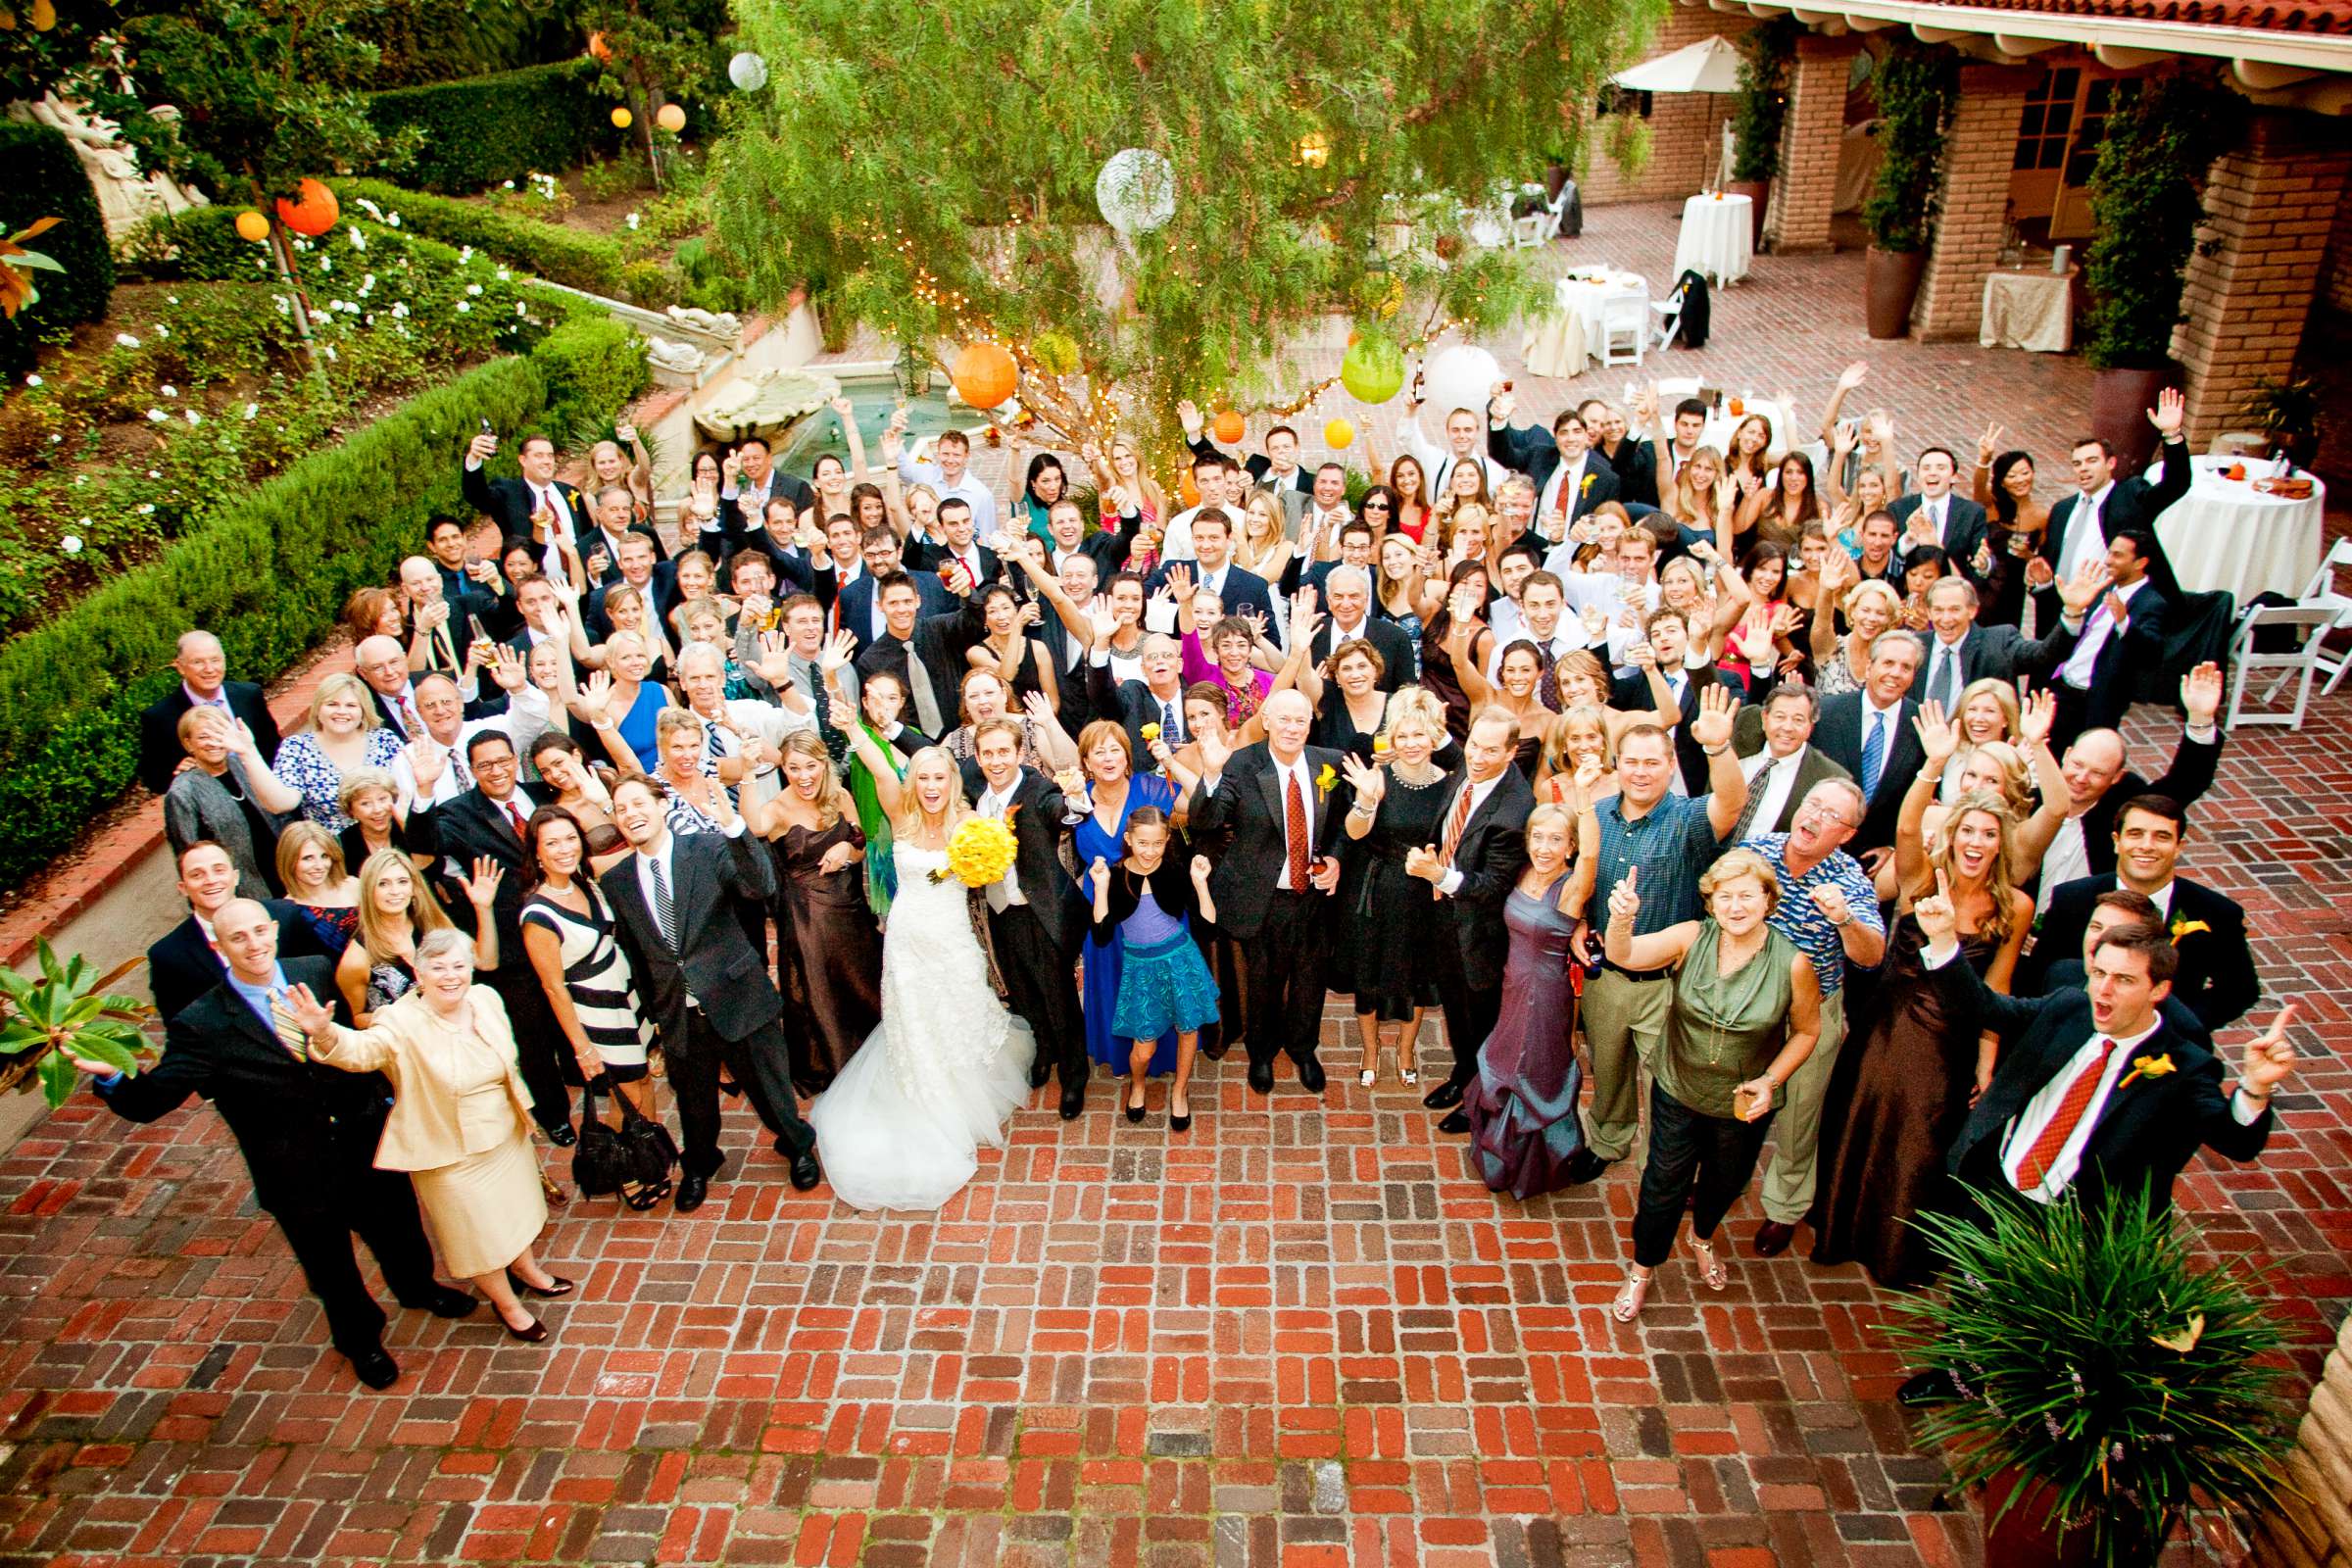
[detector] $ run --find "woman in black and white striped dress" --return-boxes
[519,807,657,1125]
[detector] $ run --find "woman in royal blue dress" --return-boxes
[1068,720,1190,1080]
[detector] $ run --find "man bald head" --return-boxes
[1261,687,1313,762]
[212,898,282,984]
[2060,728,2129,809]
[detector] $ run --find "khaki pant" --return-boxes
[1581,968,1673,1162]
[1758,985,1849,1224]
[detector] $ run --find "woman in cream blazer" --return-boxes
[286,927,573,1342]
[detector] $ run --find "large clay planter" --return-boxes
[2091,366,2174,476]
[1981,1467,2102,1568]
[1727,178,1770,248]
[1865,246,1927,339]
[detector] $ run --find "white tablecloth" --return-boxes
[1673,193,1752,285]
[1523,270,1649,377]
[1979,270,2076,354]
[2155,455,2327,605]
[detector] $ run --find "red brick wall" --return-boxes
[1765,34,1861,254]
[2325,184,2352,318]
[1581,2,1754,206]
[1911,64,2037,342]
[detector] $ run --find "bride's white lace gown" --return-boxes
[808,841,1036,1211]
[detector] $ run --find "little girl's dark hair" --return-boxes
[1123,807,1170,841]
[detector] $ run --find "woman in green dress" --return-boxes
[1602,848,1821,1322]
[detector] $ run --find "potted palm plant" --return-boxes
[1886,1189,2297,1567]
[1728,18,1799,248]
[2081,71,2240,472]
[1859,40,1958,339]
[0,942,152,1106]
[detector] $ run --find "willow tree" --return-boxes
[711,0,1651,456]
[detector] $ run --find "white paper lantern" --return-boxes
[1423,344,1504,423]
[1095,148,1175,236]
[727,51,769,91]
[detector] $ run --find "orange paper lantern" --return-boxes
[611,106,633,128]
[1179,470,1200,508]
[655,103,686,133]
[950,342,1018,411]
[274,178,339,238]
[1212,410,1245,444]
[1324,418,1355,450]
[587,29,612,61]
[233,210,271,243]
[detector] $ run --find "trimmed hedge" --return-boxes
[0,310,648,889]
[332,177,661,302]
[368,59,618,193]
[0,121,117,375]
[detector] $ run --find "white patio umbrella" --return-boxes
[1610,35,1745,95]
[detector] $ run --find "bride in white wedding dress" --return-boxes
[811,713,1036,1212]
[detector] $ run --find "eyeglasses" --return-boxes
[1795,802,1860,830]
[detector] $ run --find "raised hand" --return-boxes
[1176,399,1203,435]
[1190,854,1214,885]
[1579,604,1608,644]
[1089,855,1112,897]
[1606,863,1640,924]
[2056,558,2112,615]
[1570,756,1605,810]
[2239,1003,2299,1097]
[467,431,498,465]
[1195,724,1231,778]
[2018,686,2057,746]
[1489,381,1515,423]
[2023,556,2057,591]
[1808,882,1853,928]
[721,448,742,484]
[614,419,639,446]
[568,671,614,726]
[1830,419,1856,456]
[2147,387,2185,439]
[1339,753,1386,808]
[819,629,858,672]
[456,856,505,909]
[1163,562,1195,602]
[1835,360,1868,393]
[1053,765,1087,799]
[2180,660,2222,727]
[1913,698,1959,765]
[1689,683,1735,750]
[829,394,855,420]
[1978,422,2004,467]
[489,644,529,693]
[1913,867,1959,946]
[408,738,449,790]
[281,982,336,1038]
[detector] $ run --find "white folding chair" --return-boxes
[2224,603,2338,730]
[1600,293,1648,367]
[1512,183,1566,248]
[1650,281,1688,351]
[2296,535,2352,695]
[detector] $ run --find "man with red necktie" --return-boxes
[1895,871,2297,1408]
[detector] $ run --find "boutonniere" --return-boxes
[2169,917,2209,945]
[1315,763,1337,798]
[2118,1053,2176,1090]
[1580,472,1595,496]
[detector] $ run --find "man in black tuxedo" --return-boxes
[2026,795,2258,1032]
[1299,567,1416,694]
[410,732,570,1142]
[1889,447,1989,582]
[2049,529,2167,748]
[1186,690,1350,1097]
[1149,512,1276,623]
[137,630,282,795]
[1578,397,1658,512]
[904,497,1002,589]
[578,484,669,585]
[89,899,473,1388]
[1089,633,1194,766]
[854,571,986,739]
[1898,887,2297,1407]
[1488,395,1620,531]
[462,429,583,567]
[1041,496,1141,582]
[1399,709,1536,1131]
[2033,663,2225,911]
[1909,569,2096,712]
[585,533,683,644]
[1181,405,1314,495]
[1811,630,1926,862]
[424,516,520,626]
[714,436,816,543]
[600,775,821,1208]
[398,555,503,678]
[147,842,327,1022]
[1609,610,1735,797]
[2027,890,2213,1045]
[969,721,1089,1118]
[833,527,950,656]
[2032,389,2192,626]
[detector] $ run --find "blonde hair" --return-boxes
[1955,675,2020,740]
[1670,443,1728,527]
[355,848,451,964]
[1540,703,1614,780]
[305,672,382,735]
[893,744,969,837]
[1917,789,2023,945]
[1234,490,1288,574]
[274,820,349,897]
[1439,502,1492,554]
[776,729,854,832]
[1700,846,1783,914]
[1525,800,1576,844]
[1959,741,2034,820]
[1378,685,1446,751]
[337,766,397,817]
[1842,578,1903,625]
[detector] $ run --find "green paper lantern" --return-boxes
[1340,333,1404,406]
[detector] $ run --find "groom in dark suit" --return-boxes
[601,775,821,1210]
[968,719,1089,1118]
[81,900,473,1389]
[1898,879,2297,1406]
[1187,690,1351,1097]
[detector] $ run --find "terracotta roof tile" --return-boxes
[1911,0,2352,33]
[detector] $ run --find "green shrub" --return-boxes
[333,176,639,297]
[367,59,619,193]
[0,122,118,375]
[114,206,274,285]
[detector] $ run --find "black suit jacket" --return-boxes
[409,588,506,678]
[461,464,585,542]
[1089,667,1191,766]
[1728,711,1856,837]
[1146,562,1276,624]
[1596,436,1659,511]
[145,904,326,1024]
[1611,665,1733,796]
[853,595,989,724]
[586,565,683,644]
[2069,581,2169,734]
[1185,434,1313,494]
[831,568,952,658]
[1910,618,2079,697]
[1890,493,1990,582]
[2034,438,2191,623]
[975,767,1087,955]
[2033,958,2212,1047]
[95,956,385,1219]
[1306,615,1417,695]
[2072,728,2221,881]
[1187,743,1352,939]
[137,681,282,795]
[2026,876,2257,1032]
[905,538,1004,589]
[600,828,784,1046]
[1489,423,1619,519]
[412,784,554,972]
[1813,690,1927,852]
[1933,954,2270,1216]
[1432,767,1536,991]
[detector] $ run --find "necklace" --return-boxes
[1391,760,1444,788]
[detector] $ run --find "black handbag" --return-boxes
[612,1085,678,1206]
[569,1081,631,1200]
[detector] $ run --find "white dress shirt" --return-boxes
[896,456,999,534]
[978,777,1027,907]
[1741,744,1808,834]
[1920,631,1969,710]
[2061,577,2146,689]
[1536,452,1592,527]
[2057,483,2113,581]
[1434,771,1505,897]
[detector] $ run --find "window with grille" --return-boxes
[2013,66,2080,172]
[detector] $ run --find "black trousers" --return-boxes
[484,963,573,1135]
[1241,891,1328,1069]
[991,903,1084,1086]
[1631,1082,1776,1268]
[271,1152,440,1356]
[664,1008,814,1178]
[1196,922,1244,1056]
[1432,934,1502,1088]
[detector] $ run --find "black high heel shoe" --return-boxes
[1124,1096,1148,1124]
[503,1315,549,1344]
[506,1269,574,1299]
[1169,1095,1193,1134]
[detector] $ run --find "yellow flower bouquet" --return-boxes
[930,814,1019,887]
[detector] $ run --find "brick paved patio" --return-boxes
[1,203,2346,1568]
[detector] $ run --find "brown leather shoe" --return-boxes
[1752,1220,1798,1257]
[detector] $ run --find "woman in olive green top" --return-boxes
[1602,849,1821,1322]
